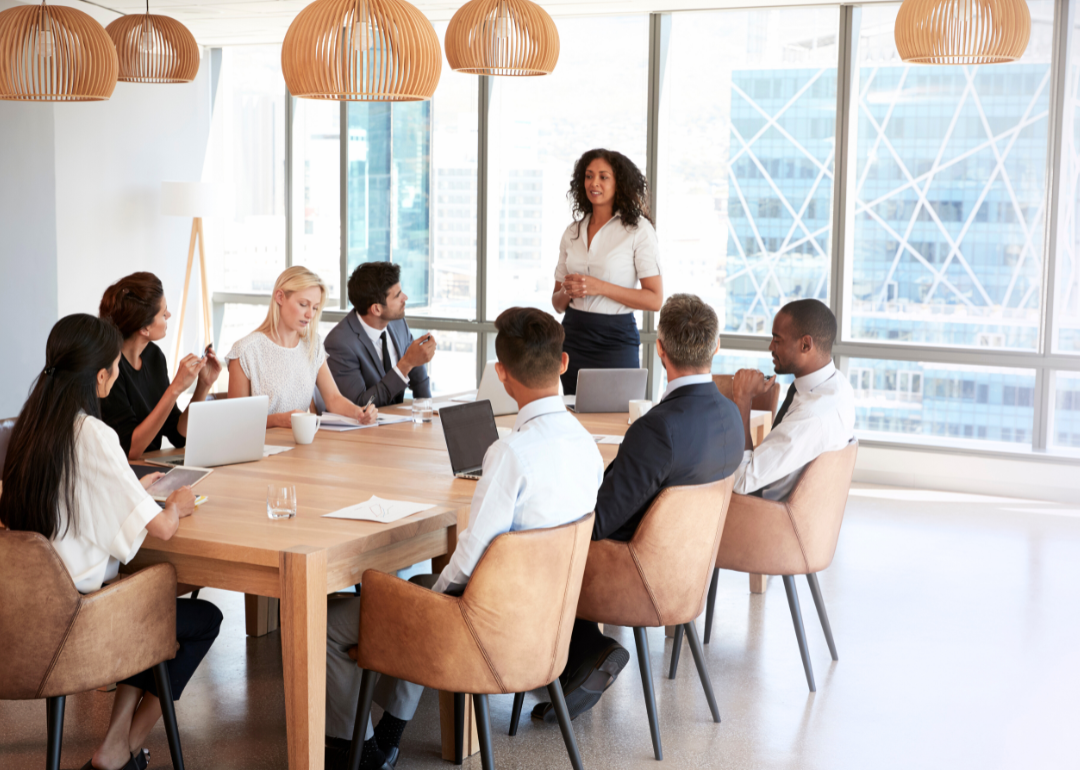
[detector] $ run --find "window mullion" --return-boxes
[831,5,859,341]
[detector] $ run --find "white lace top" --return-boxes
[225,331,327,415]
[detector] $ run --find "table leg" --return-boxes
[439,690,479,762]
[749,574,768,593]
[431,522,458,574]
[281,546,328,770]
[245,594,280,637]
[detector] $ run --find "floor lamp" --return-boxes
[162,181,215,373]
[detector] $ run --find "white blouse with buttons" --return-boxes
[554,213,662,316]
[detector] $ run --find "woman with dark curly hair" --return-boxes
[553,148,663,394]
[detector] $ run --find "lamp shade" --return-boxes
[894,0,1031,64]
[106,13,200,84]
[0,2,118,101]
[445,0,559,76]
[281,0,441,101]
[162,182,215,218]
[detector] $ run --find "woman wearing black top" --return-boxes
[99,273,222,460]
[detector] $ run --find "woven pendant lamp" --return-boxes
[106,3,199,84]
[0,1,118,101]
[895,0,1031,64]
[282,0,441,101]
[445,0,558,76]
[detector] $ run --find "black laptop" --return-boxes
[440,400,500,480]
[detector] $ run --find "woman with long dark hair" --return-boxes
[0,314,222,770]
[99,272,222,460]
[552,148,664,394]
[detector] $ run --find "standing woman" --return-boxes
[226,266,377,428]
[0,314,222,770]
[553,148,664,394]
[99,272,222,460]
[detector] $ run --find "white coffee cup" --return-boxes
[628,399,653,424]
[291,412,321,445]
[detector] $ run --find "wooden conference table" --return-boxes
[131,404,772,770]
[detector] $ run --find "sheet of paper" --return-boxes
[263,445,294,456]
[431,400,460,413]
[322,495,436,523]
[592,435,624,445]
[319,423,364,432]
[320,412,360,427]
[377,414,411,425]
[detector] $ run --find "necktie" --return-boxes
[380,331,392,374]
[772,383,797,428]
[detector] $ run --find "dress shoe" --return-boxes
[532,641,630,722]
[384,746,399,767]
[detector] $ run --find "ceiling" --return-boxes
[15,0,844,47]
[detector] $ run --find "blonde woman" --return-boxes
[226,267,377,429]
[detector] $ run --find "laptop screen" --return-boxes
[440,400,500,474]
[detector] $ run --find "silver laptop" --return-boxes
[452,361,563,416]
[565,368,649,413]
[149,395,269,468]
[440,400,500,480]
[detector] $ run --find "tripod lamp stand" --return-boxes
[162,181,215,372]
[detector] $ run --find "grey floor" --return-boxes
[3,483,1079,770]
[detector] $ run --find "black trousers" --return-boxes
[561,307,641,395]
[561,618,615,683]
[121,598,222,700]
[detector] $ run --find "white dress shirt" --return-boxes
[734,361,855,501]
[433,395,605,593]
[50,415,163,593]
[356,312,408,385]
[662,373,714,401]
[555,213,662,315]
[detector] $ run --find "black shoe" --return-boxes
[534,643,631,723]
[384,746,399,768]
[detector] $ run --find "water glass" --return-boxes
[267,484,297,520]
[411,397,433,424]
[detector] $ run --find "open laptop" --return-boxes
[148,395,269,468]
[565,368,649,413]
[440,400,500,480]
[452,361,563,416]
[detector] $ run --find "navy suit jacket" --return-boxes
[324,313,432,407]
[592,381,744,542]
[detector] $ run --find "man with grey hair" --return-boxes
[531,293,744,724]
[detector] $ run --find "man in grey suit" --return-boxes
[326,262,435,407]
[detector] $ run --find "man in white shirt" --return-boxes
[732,299,855,500]
[323,307,605,770]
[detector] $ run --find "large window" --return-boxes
[486,15,649,317]
[291,100,342,300]
[1055,9,1080,353]
[846,3,1055,351]
[658,8,840,335]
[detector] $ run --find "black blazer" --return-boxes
[324,313,432,407]
[592,381,744,542]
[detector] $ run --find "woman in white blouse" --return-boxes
[552,149,664,394]
[226,266,377,429]
[0,314,222,770]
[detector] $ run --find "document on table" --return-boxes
[592,435,624,445]
[322,495,436,524]
[263,445,294,457]
[319,413,413,431]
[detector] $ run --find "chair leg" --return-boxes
[782,575,816,692]
[668,624,684,679]
[632,627,663,761]
[547,680,585,770]
[453,692,466,765]
[472,694,495,770]
[152,662,185,770]
[190,588,200,600]
[704,567,719,644]
[45,695,65,770]
[683,622,721,723]
[508,692,525,736]
[806,573,838,661]
[347,669,378,770]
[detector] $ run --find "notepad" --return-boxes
[319,413,413,431]
[322,496,436,523]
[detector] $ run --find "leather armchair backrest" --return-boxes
[0,530,82,699]
[458,513,593,693]
[787,440,859,573]
[713,375,780,417]
[0,417,16,474]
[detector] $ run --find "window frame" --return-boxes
[212,0,1080,459]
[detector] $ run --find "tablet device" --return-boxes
[146,466,213,502]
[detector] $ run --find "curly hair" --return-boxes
[567,148,653,238]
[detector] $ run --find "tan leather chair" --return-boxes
[567,477,736,761]
[713,374,781,417]
[690,441,858,693]
[349,514,595,770]
[0,416,16,474]
[0,530,187,770]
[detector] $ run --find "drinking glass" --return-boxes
[267,484,297,519]
[411,397,433,424]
